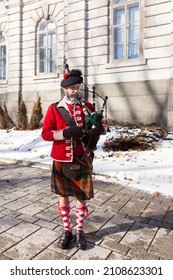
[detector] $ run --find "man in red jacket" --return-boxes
[42,69,106,250]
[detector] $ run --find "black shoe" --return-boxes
[76,230,87,250]
[58,230,73,249]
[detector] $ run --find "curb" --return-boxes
[0,157,51,170]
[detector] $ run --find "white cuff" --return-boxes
[53,130,64,140]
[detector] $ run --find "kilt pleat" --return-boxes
[51,156,94,200]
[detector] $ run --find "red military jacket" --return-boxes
[42,97,94,162]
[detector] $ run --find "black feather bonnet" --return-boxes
[61,69,83,88]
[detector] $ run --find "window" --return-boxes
[37,19,56,74]
[112,0,139,60]
[0,35,6,80]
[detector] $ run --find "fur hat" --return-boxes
[61,69,83,88]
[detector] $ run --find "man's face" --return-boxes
[64,84,81,102]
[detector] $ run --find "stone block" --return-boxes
[7,222,40,238]
[96,215,134,241]
[148,228,173,259]
[89,6,108,19]
[68,1,85,13]
[34,219,57,230]
[88,16,108,29]
[71,243,111,260]
[0,232,21,253]
[90,0,109,10]
[120,221,158,250]
[0,216,22,234]
[33,248,68,260]
[4,228,58,259]
[68,10,85,22]
[88,26,108,37]
[88,46,108,56]
[145,2,170,17]
[88,36,108,47]
[144,45,171,58]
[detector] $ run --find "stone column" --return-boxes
[6,0,23,119]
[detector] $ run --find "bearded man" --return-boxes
[42,69,106,250]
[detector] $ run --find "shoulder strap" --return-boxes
[56,105,76,127]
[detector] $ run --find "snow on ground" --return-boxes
[0,127,173,197]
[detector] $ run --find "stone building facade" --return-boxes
[0,0,173,130]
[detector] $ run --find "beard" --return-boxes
[65,93,80,103]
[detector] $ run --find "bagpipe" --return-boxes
[85,87,108,151]
[82,85,108,129]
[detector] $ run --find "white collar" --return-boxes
[64,96,80,105]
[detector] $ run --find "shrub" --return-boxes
[16,99,28,130]
[29,96,43,130]
[0,105,7,129]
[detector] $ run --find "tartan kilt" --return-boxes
[51,155,94,200]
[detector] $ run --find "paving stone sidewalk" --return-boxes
[0,160,173,260]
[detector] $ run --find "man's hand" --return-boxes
[63,126,84,138]
[88,125,104,137]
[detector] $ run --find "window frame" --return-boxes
[109,0,144,67]
[0,34,7,81]
[36,18,56,76]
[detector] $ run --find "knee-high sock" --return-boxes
[76,205,88,231]
[58,203,71,231]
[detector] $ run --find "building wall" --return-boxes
[0,0,173,130]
